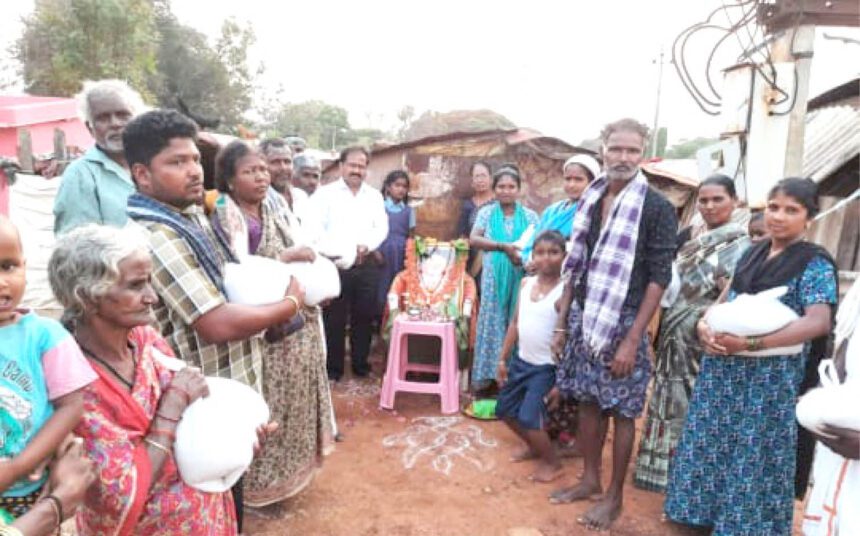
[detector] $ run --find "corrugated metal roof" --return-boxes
[803,105,860,182]
[807,77,858,111]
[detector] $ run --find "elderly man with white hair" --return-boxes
[292,152,322,195]
[53,79,145,235]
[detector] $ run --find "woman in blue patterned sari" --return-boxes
[664,178,838,536]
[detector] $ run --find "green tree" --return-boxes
[148,8,256,132]
[344,128,387,150]
[577,137,602,152]
[213,18,259,129]
[263,100,351,149]
[401,109,515,141]
[16,0,157,98]
[396,105,415,140]
[148,5,227,126]
[664,136,718,159]
[655,127,668,158]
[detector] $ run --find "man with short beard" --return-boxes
[259,137,318,247]
[549,118,677,531]
[54,80,144,234]
[311,146,388,381]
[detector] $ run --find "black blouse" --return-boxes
[574,187,678,310]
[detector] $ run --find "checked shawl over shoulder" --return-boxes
[562,171,648,356]
[127,193,238,292]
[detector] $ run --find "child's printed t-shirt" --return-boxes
[0,311,96,497]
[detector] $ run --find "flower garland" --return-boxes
[403,237,468,307]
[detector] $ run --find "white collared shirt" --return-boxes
[311,177,388,265]
[289,187,318,244]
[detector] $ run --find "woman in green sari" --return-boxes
[633,175,750,492]
[469,165,538,395]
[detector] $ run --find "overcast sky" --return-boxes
[3,0,858,146]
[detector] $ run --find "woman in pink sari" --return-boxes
[47,224,241,536]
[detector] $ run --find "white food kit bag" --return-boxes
[796,359,860,436]
[153,351,270,493]
[223,254,340,307]
[705,286,803,357]
[174,377,270,492]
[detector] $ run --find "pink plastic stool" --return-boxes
[380,316,460,414]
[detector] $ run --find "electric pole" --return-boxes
[651,48,666,158]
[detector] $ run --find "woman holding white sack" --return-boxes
[47,225,276,536]
[802,278,860,536]
[634,174,750,492]
[211,141,335,512]
[665,178,838,536]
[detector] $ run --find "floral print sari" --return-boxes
[75,326,236,536]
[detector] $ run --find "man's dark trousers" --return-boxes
[324,261,379,380]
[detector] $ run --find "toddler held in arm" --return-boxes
[0,216,96,521]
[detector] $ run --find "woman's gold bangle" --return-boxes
[285,295,300,312]
[746,336,763,352]
[41,494,63,527]
[144,437,172,457]
[553,328,567,333]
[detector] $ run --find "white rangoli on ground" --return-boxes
[382,416,497,475]
[334,379,381,399]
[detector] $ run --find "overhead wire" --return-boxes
[672,0,798,117]
[705,1,760,100]
[671,0,758,115]
[770,8,805,115]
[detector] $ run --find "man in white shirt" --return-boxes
[312,146,388,380]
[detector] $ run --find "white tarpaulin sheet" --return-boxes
[8,173,62,318]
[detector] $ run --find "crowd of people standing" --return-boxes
[0,78,856,536]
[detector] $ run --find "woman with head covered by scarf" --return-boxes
[521,154,600,268]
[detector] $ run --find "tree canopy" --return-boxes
[258,100,387,150]
[148,5,257,131]
[664,136,718,159]
[15,0,259,133]
[13,2,519,146]
[16,0,157,98]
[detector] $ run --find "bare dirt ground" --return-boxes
[246,356,806,536]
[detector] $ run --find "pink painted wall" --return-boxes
[0,169,8,216]
[0,95,93,158]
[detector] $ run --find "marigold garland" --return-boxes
[402,237,468,307]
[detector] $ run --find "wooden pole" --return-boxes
[17,128,33,172]
[53,128,67,161]
[734,25,815,206]
[772,25,816,176]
